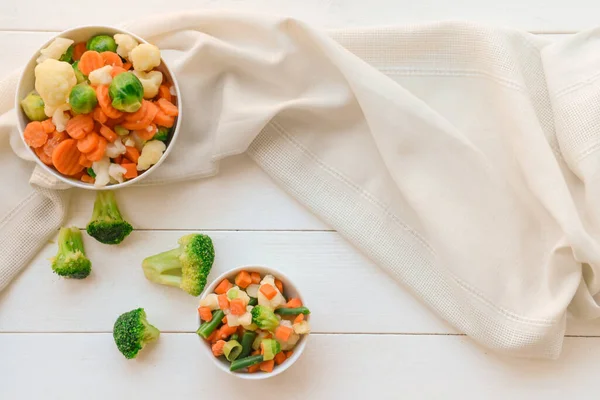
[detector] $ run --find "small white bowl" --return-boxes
[15,25,182,190]
[198,265,309,380]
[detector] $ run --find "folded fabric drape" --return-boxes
[2,11,600,359]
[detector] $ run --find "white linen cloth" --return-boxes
[1,11,599,359]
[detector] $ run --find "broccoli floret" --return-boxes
[251,305,280,331]
[141,234,215,296]
[113,308,160,359]
[86,191,133,245]
[51,226,92,279]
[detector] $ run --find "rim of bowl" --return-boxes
[198,265,309,380]
[15,25,182,191]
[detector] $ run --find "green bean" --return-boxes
[230,333,239,342]
[230,354,264,372]
[274,307,311,316]
[196,310,225,339]
[248,297,258,306]
[238,331,257,359]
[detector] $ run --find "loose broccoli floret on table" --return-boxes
[51,226,92,279]
[86,190,133,245]
[113,308,160,359]
[142,233,215,296]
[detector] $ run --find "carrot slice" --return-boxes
[68,170,85,180]
[285,351,293,359]
[122,101,157,131]
[260,284,278,300]
[251,272,261,284]
[122,61,132,70]
[215,279,233,295]
[73,42,87,62]
[66,115,94,140]
[235,271,252,289]
[133,123,157,141]
[78,51,104,75]
[101,51,123,67]
[274,352,287,365]
[113,155,123,164]
[124,146,140,163]
[24,121,48,148]
[81,174,95,184]
[157,84,172,102]
[51,139,84,175]
[156,98,179,117]
[198,306,213,322]
[275,325,293,342]
[229,298,246,316]
[259,360,274,373]
[217,294,229,310]
[34,146,53,165]
[77,131,100,154]
[92,107,108,124]
[43,131,68,158]
[79,152,93,168]
[286,298,302,308]
[152,108,174,128]
[41,119,55,134]
[105,115,126,129]
[212,340,226,357]
[121,163,138,179]
[275,279,284,294]
[110,66,127,77]
[86,136,107,162]
[96,85,123,119]
[99,125,118,143]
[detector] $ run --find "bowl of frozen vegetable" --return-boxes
[196,266,311,379]
[15,26,181,189]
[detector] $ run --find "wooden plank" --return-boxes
[1,333,599,399]
[0,1,595,32]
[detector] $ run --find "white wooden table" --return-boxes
[2,1,600,398]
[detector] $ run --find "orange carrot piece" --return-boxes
[43,131,68,158]
[152,108,175,128]
[113,155,123,164]
[275,325,293,342]
[259,360,274,373]
[229,298,246,316]
[156,98,179,117]
[275,279,284,294]
[92,107,108,124]
[96,85,123,119]
[41,119,55,134]
[251,272,261,284]
[68,170,85,179]
[76,131,100,154]
[101,51,123,67]
[260,284,278,300]
[122,61,132,70]
[110,66,127,77]
[157,84,172,102]
[79,153,93,168]
[34,146,52,165]
[133,123,157,141]
[51,139,84,176]
[274,351,287,365]
[294,314,305,324]
[121,163,137,179]
[217,294,230,310]
[198,306,213,322]
[217,324,237,340]
[214,279,233,295]
[86,136,107,162]
[124,146,140,163]
[285,351,294,359]
[73,42,87,62]
[286,298,303,308]
[78,51,104,75]
[222,316,228,324]
[212,340,226,357]
[247,364,261,373]
[80,174,95,184]
[24,121,48,148]
[122,101,158,130]
[66,115,94,140]
[205,330,218,343]
[99,125,118,143]
[235,271,252,289]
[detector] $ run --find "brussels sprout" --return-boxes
[109,72,144,112]
[87,35,117,53]
[20,92,46,121]
[59,45,74,63]
[153,127,169,141]
[72,61,86,83]
[69,84,98,114]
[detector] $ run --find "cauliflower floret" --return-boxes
[35,59,77,107]
[169,85,177,97]
[129,132,145,151]
[108,163,127,184]
[114,33,138,60]
[199,294,219,311]
[137,140,166,171]
[92,157,111,187]
[257,276,286,309]
[52,104,71,132]
[133,70,162,99]
[260,275,276,286]
[88,65,113,86]
[227,312,252,327]
[104,137,126,158]
[123,136,135,148]
[246,284,260,298]
[293,321,311,335]
[37,38,74,64]
[130,43,161,72]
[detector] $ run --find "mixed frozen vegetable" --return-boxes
[21,33,178,186]
[197,270,311,374]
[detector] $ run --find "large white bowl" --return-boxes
[198,265,310,380]
[15,25,182,190]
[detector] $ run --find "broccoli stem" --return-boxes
[58,226,85,255]
[238,331,257,359]
[230,354,264,372]
[196,310,225,339]
[141,247,185,287]
[274,307,311,316]
[92,191,123,221]
[248,297,258,306]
